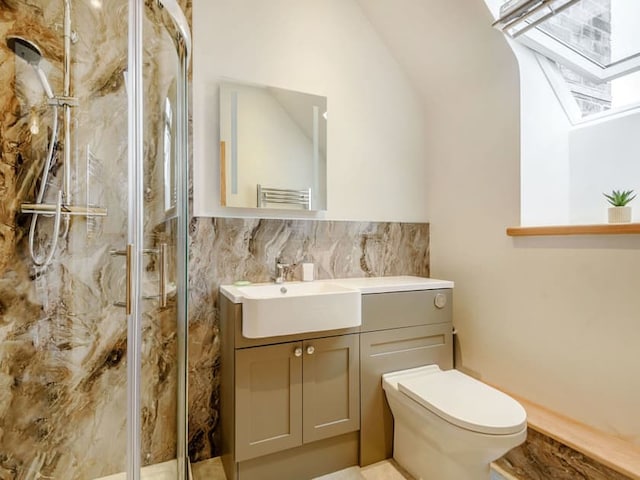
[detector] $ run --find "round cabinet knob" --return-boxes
[434,293,447,309]
[306,345,315,355]
[294,347,303,357]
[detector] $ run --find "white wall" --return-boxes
[358,0,640,445]
[192,0,429,221]
[569,111,640,223]
[515,51,571,226]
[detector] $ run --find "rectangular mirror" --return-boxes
[219,81,327,211]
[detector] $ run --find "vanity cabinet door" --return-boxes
[235,342,303,461]
[302,334,360,444]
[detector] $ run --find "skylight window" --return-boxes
[494,0,640,81]
[495,0,640,120]
[554,62,640,118]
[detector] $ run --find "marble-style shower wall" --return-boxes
[0,1,190,478]
[186,217,430,461]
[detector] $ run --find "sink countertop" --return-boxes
[220,275,454,304]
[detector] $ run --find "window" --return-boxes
[486,0,640,226]
[495,0,640,121]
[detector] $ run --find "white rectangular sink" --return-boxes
[232,282,362,338]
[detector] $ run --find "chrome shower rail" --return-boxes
[21,203,108,217]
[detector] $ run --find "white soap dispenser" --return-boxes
[302,262,314,282]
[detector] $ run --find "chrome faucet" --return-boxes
[275,258,290,284]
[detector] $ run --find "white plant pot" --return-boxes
[608,206,632,223]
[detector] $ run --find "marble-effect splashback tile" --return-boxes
[186,217,430,461]
[495,429,633,480]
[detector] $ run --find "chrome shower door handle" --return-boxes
[112,244,168,309]
[111,244,134,314]
[159,243,168,308]
[125,244,133,315]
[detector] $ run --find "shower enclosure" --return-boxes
[0,0,190,479]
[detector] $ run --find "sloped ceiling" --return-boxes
[355,0,516,110]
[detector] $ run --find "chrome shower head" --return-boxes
[6,35,43,65]
[6,35,54,99]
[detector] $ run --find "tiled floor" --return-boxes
[316,461,512,480]
[94,460,178,480]
[189,458,409,480]
[360,461,413,480]
[314,460,413,480]
[312,466,364,480]
[491,464,515,480]
[190,457,226,479]
[190,457,511,480]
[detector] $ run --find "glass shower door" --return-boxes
[0,0,188,478]
[127,1,190,479]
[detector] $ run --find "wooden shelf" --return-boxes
[507,223,640,236]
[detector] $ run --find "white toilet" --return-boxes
[382,364,527,480]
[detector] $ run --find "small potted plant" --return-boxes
[603,189,636,223]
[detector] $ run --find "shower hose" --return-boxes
[29,104,63,269]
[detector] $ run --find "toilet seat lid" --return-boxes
[397,369,527,435]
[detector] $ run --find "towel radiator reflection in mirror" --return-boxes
[257,185,311,210]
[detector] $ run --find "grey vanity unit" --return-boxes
[219,278,454,480]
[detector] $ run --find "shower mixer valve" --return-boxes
[48,96,79,107]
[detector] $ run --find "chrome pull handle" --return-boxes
[114,245,167,310]
[159,243,167,308]
[125,243,133,315]
[306,345,315,355]
[294,347,303,357]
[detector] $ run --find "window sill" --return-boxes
[506,223,640,236]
